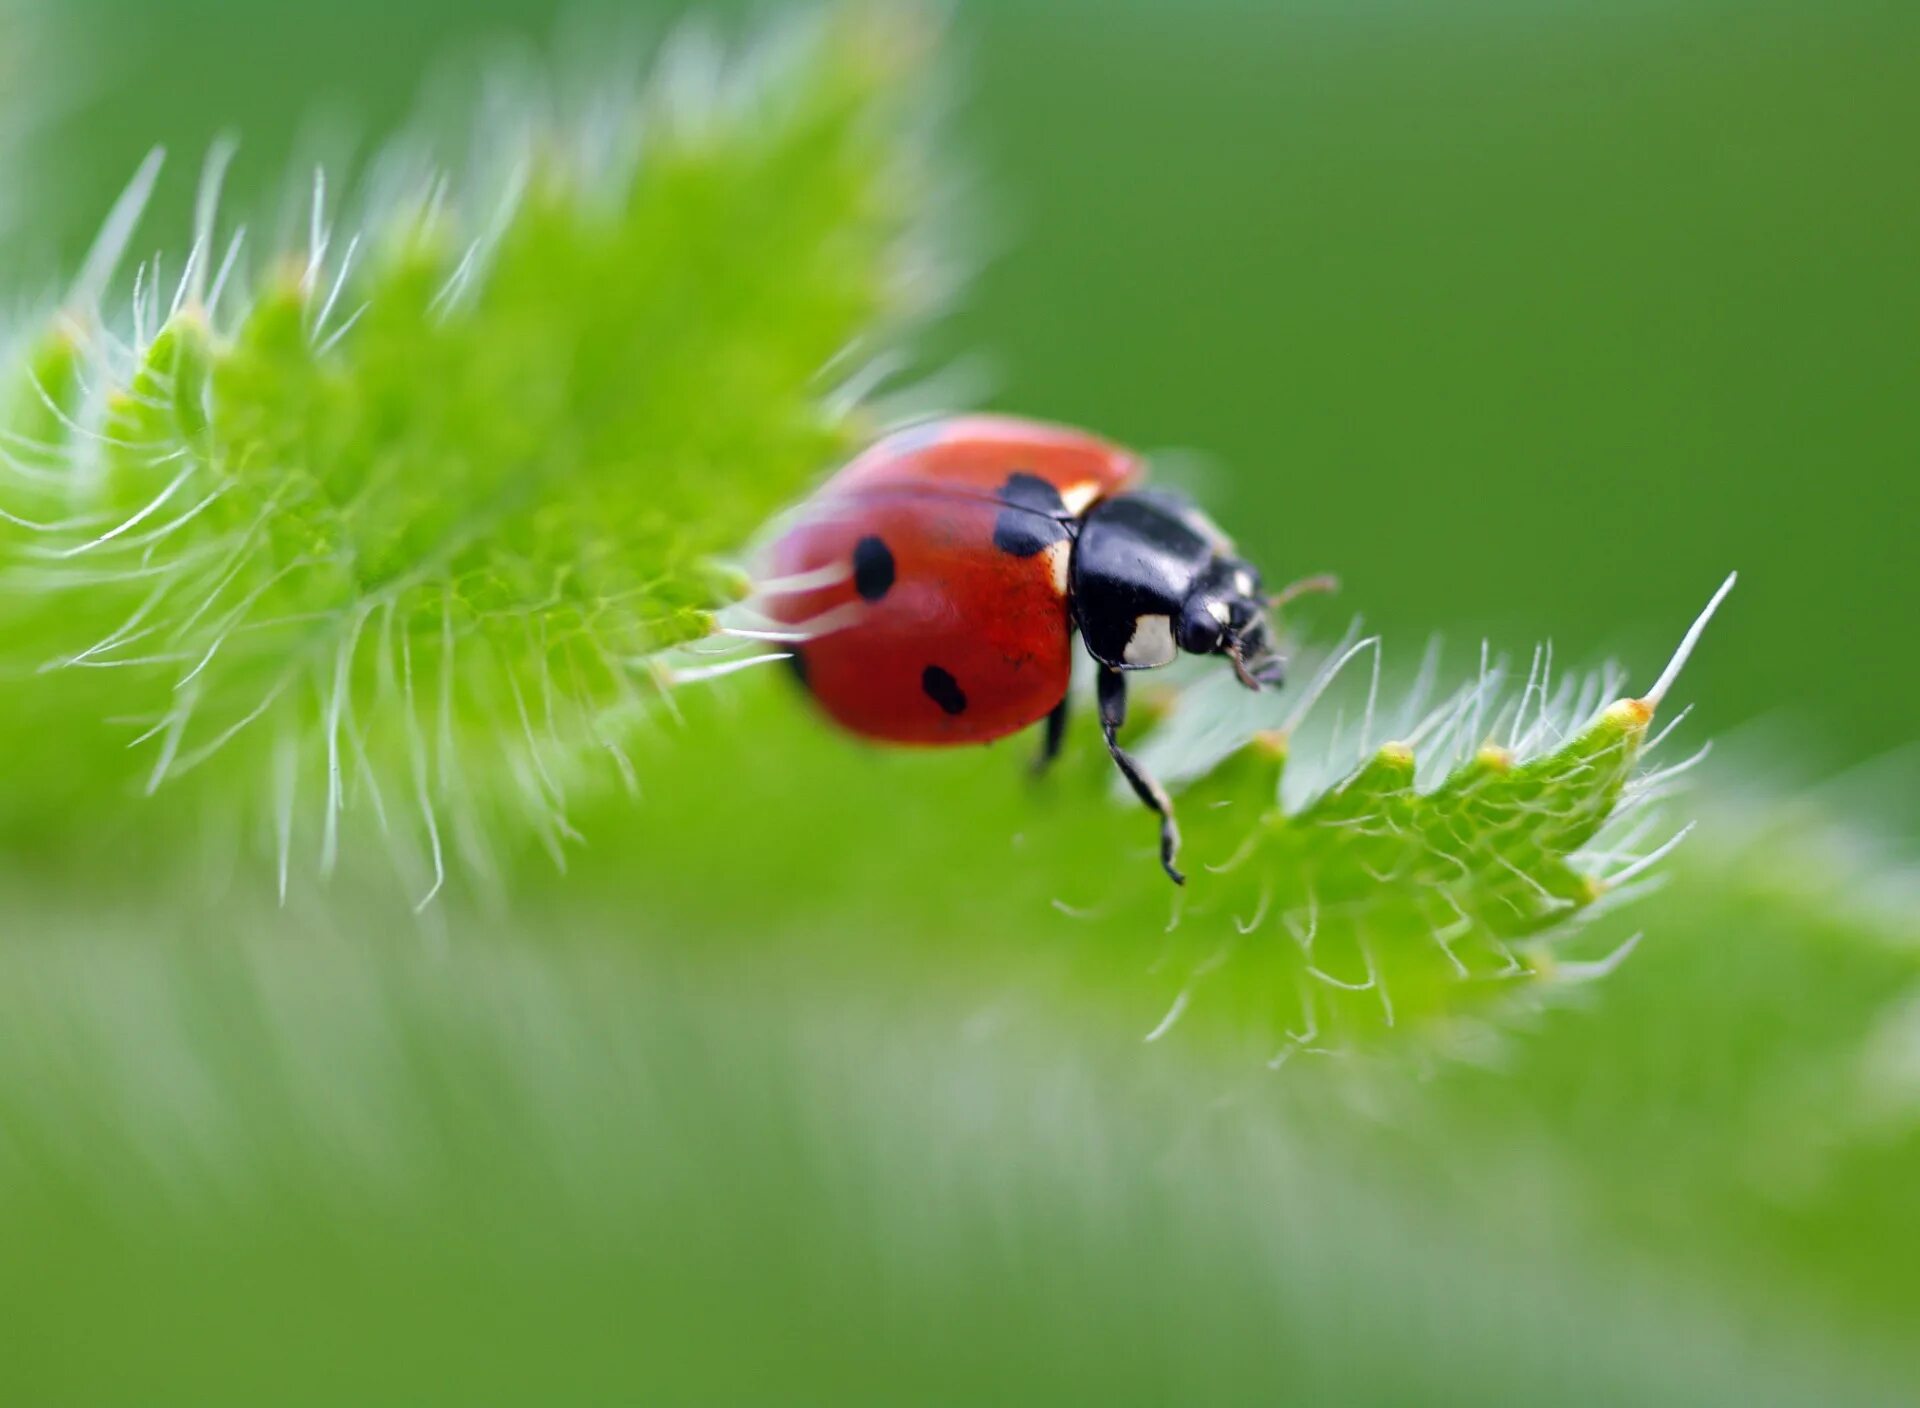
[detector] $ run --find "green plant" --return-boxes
[4,6,1915,1405]
[1017,577,1734,1057]
[0,0,1727,1028]
[3,1,1724,1063]
[0,5,937,891]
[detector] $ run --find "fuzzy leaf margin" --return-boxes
[0,5,941,891]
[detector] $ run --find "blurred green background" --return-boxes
[14,0,1919,787]
[4,2,1918,1403]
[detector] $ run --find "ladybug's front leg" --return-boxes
[1096,667,1184,885]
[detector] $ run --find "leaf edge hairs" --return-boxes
[0,3,947,902]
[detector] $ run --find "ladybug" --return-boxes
[763,415,1328,883]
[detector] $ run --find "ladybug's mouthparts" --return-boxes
[1228,640,1285,692]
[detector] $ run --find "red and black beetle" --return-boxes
[764,415,1326,882]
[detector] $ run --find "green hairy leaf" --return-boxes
[1069,585,1734,1057]
[544,577,1730,1061]
[0,0,1727,1023]
[0,6,937,888]
[9,4,1918,1402]
[0,0,1731,1064]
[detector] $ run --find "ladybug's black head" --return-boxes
[1174,555,1285,690]
[1070,489,1286,690]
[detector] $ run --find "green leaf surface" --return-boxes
[0,6,936,878]
[1,7,1909,1404]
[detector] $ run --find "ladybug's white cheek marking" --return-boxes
[1123,614,1177,667]
[1059,481,1102,515]
[1042,540,1071,596]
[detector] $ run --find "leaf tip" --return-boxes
[1250,728,1289,762]
[1605,697,1655,731]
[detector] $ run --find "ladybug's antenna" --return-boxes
[1268,573,1340,612]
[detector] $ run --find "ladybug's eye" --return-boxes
[1178,597,1230,654]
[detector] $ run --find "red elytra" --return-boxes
[763,415,1141,745]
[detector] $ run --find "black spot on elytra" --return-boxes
[785,645,811,691]
[1001,471,1068,515]
[921,665,967,716]
[993,471,1072,558]
[852,536,895,601]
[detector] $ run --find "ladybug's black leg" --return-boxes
[1096,666,1184,885]
[1031,696,1069,776]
